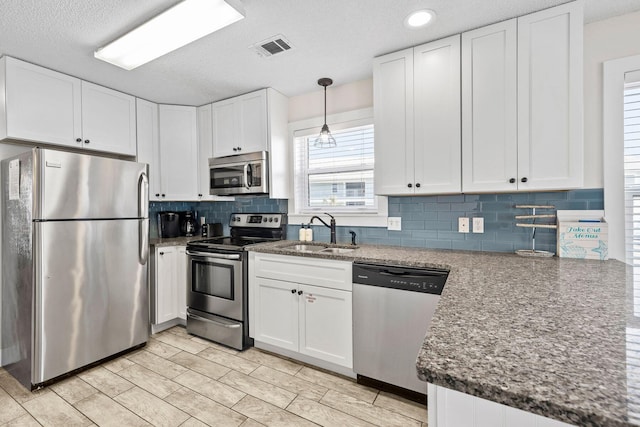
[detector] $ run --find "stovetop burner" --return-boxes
[187,213,287,252]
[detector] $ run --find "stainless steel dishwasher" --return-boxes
[353,262,448,399]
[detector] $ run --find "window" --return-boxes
[293,123,377,214]
[626,81,640,265]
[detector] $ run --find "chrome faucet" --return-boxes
[310,213,336,244]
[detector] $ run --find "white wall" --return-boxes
[584,10,640,188]
[288,78,373,123]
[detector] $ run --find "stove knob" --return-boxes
[263,218,268,222]
[274,218,279,223]
[269,218,273,222]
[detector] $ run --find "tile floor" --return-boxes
[0,326,428,426]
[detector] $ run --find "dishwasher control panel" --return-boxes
[352,263,448,295]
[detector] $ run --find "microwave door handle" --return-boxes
[243,164,250,189]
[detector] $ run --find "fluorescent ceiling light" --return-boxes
[405,9,436,29]
[94,0,245,70]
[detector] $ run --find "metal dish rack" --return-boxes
[514,205,557,257]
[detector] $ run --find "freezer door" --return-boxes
[34,148,148,220]
[33,219,148,384]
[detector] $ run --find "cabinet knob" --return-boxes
[521,177,528,183]
[155,193,160,197]
[291,289,297,294]
[237,147,242,151]
[75,138,82,143]
[161,194,166,197]
[84,139,90,144]
[407,183,412,188]
[159,252,164,255]
[415,183,421,188]
[233,147,238,151]
[198,194,203,197]
[509,178,516,184]
[298,290,303,295]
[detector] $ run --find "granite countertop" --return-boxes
[149,236,203,247]
[248,240,635,427]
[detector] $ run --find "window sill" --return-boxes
[288,213,388,228]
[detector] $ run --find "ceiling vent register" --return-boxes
[251,35,292,57]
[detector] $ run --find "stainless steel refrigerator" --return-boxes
[1,148,149,389]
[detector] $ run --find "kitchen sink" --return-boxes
[319,247,356,254]
[281,243,358,254]
[283,244,328,252]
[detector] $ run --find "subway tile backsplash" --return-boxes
[150,189,603,254]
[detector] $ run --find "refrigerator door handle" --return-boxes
[138,172,149,218]
[138,171,149,265]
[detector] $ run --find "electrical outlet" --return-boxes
[473,217,484,233]
[387,217,402,231]
[458,217,469,233]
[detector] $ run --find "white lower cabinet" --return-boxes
[249,253,353,370]
[428,384,574,427]
[152,245,188,332]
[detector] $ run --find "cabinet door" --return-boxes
[237,90,268,154]
[176,246,187,320]
[211,99,238,157]
[462,20,518,192]
[298,284,352,368]
[253,277,299,352]
[197,104,213,200]
[414,35,462,194]
[517,1,583,190]
[155,247,178,324]
[159,105,198,200]
[373,48,415,195]
[4,57,82,147]
[136,99,163,201]
[81,81,136,156]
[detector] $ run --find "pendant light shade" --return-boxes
[314,78,337,148]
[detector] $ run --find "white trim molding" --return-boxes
[603,54,640,262]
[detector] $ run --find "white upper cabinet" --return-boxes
[462,20,518,192]
[159,105,199,200]
[374,35,461,195]
[197,103,214,200]
[1,57,82,148]
[0,57,136,156]
[136,98,163,200]
[517,1,583,190]
[212,89,268,157]
[80,81,136,156]
[462,1,583,192]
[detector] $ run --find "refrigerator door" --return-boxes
[34,148,148,220]
[33,219,148,384]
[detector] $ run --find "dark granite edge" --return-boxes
[422,369,628,427]
[149,236,202,247]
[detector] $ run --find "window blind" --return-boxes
[624,81,640,265]
[293,124,376,213]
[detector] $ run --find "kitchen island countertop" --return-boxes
[247,240,634,426]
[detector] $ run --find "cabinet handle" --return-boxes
[521,177,528,183]
[298,290,303,295]
[84,139,90,144]
[415,183,421,188]
[407,183,412,188]
[159,252,164,255]
[291,289,297,294]
[75,138,82,143]
[509,178,516,184]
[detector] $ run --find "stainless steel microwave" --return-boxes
[209,151,269,196]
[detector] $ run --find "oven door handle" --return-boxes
[187,310,241,329]
[186,250,241,260]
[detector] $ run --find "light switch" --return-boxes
[458,217,469,233]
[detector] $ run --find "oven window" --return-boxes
[192,260,234,300]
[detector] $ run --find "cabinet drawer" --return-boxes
[252,253,352,291]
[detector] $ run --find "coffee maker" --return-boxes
[181,211,197,237]
[158,212,181,238]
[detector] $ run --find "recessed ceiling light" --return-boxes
[94,0,244,70]
[405,9,436,29]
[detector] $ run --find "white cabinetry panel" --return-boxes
[462,19,518,192]
[176,246,187,320]
[155,246,178,324]
[159,105,198,200]
[136,98,162,200]
[253,277,300,352]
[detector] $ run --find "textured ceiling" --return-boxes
[1,0,640,106]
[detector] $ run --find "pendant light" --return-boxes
[314,78,337,148]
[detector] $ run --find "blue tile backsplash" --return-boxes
[150,189,603,254]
